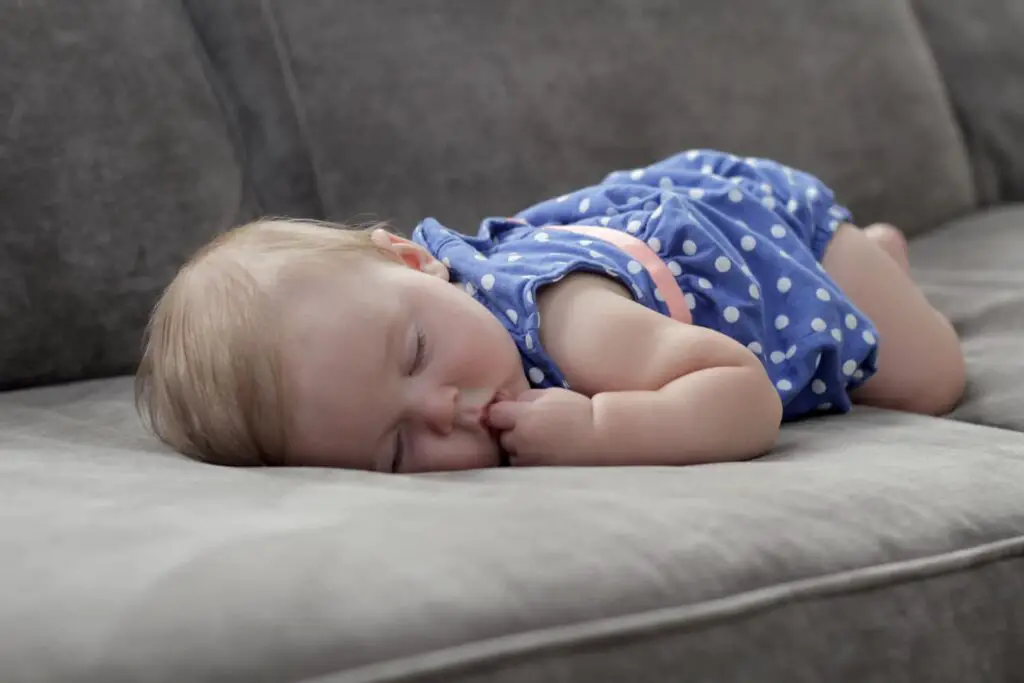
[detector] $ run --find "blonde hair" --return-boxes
[135,217,392,466]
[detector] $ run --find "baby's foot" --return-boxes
[864,223,910,273]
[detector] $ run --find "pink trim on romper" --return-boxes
[546,225,693,325]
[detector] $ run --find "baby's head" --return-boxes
[136,218,528,472]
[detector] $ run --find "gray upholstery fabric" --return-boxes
[195,0,974,238]
[182,0,325,219]
[0,1,246,390]
[1,378,1023,683]
[911,0,1024,205]
[911,205,1024,433]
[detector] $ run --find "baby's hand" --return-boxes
[486,388,595,466]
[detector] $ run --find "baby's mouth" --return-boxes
[458,389,511,467]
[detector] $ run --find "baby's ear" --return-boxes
[369,228,449,281]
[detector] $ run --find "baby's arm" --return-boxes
[489,273,782,466]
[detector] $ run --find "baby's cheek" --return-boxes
[414,431,497,472]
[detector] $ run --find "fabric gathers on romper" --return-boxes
[412,149,880,421]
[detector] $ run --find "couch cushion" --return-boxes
[910,205,1024,433]
[2,378,1023,683]
[0,1,247,390]
[191,0,974,237]
[912,0,1024,205]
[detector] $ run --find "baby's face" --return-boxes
[281,239,529,472]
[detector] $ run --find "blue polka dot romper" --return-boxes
[412,149,880,421]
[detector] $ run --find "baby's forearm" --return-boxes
[585,365,782,466]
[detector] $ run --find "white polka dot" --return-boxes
[845,314,858,330]
[668,261,682,276]
[643,200,658,211]
[605,207,617,216]
[770,224,787,239]
[682,240,698,256]
[770,351,786,364]
[740,235,756,251]
[442,257,451,267]
[777,277,792,293]
[776,379,793,392]
[505,309,518,324]
[474,253,487,261]
[786,345,797,358]
[829,219,840,232]
[589,250,603,259]
[723,306,740,323]
[762,196,776,210]
[811,318,827,332]
[599,216,611,226]
[749,284,760,299]
[775,315,790,330]
[525,289,534,304]
[730,176,743,184]
[630,169,645,180]
[853,369,865,381]
[761,183,773,195]
[863,330,877,345]
[647,237,661,251]
[654,288,665,302]
[697,278,712,290]
[525,333,534,350]
[806,187,819,200]
[465,282,476,296]
[816,288,831,301]
[687,150,700,160]
[747,341,763,355]
[480,274,495,290]
[685,293,696,310]
[659,176,673,189]
[627,260,643,274]
[688,188,705,200]
[627,196,640,204]
[701,164,713,175]
[818,402,832,411]
[578,198,591,213]
[842,360,858,376]
[831,328,843,342]
[652,205,664,219]
[534,232,549,242]
[528,367,545,384]
[556,194,569,203]
[626,220,642,233]
[728,188,744,203]
[507,253,521,262]
[811,379,827,395]
[714,256,732,273]
[787,199,799,214]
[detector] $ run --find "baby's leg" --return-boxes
[822,223,965,415]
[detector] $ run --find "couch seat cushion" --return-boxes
[1,378,1023,682]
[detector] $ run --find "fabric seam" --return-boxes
[259,0,329,219]
[304,533,1024,683]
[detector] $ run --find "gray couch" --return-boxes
[2,2,1023,682]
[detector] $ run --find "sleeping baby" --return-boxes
[136,149,965,472]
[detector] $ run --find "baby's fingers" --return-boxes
[486,401,522,430]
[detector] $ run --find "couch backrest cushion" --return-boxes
[193,0,975,238]
[912,0,1024,206]
[0,2,248,389]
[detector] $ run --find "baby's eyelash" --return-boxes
[411,329,427,373]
